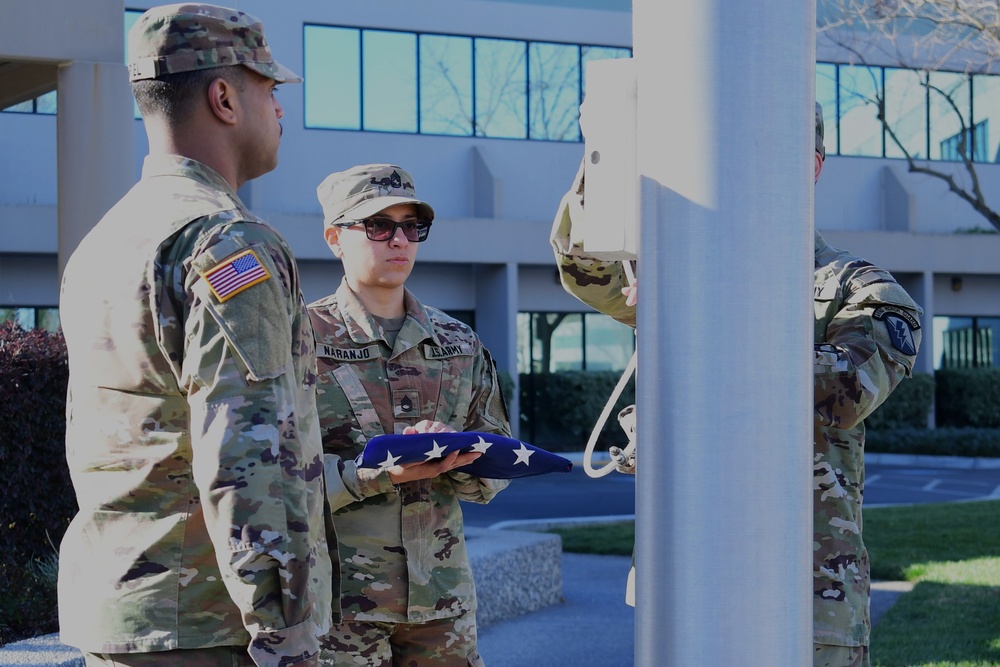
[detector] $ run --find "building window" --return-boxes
[1,91,56,115]
[818,62,1000,164]
[517,311,634,375]
[0,307,61,332]
[303,24,631,142]
[933,316,999,369]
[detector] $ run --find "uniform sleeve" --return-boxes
[814,274,922,430]
[448,344,512,503]
[322,452,398,512]
[177,224,324,667]
[550,159,636,328]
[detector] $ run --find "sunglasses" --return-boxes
[335,216,433,242]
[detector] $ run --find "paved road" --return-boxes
[462,457,1000,528]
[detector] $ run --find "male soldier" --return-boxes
[58,5,335,666]
[550,104,922,667]
[309,164,510,666]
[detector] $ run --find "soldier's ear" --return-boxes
[814,151,824,183]
[207,77,239,126]
[324,226,344,258]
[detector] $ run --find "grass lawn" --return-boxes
[547,500,1000,667]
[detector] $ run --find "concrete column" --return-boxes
[56,60,135,280]
[475,262,520,437]
[632,1,815,664]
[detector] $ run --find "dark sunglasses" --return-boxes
[335,216,433,242]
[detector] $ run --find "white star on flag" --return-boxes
[470,436,492,454]
[424,440,448,460]
[378,451,401,469]
[512,442,534,466]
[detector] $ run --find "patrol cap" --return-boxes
[127,3,301,84]
[317,164,435,230]
[816,101,826,160]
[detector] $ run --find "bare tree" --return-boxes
[819,0,1000,231]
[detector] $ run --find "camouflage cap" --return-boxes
[816,101,826,160]
[317,164,435,231]
[127,3,301,84]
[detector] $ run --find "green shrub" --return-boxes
[865,372,934,430]
[867,427,1000,458]
[935,368,1000,427]
[0,322,75,644]
[519,370,635,451]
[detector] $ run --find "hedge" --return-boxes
[0,322,75,643]
[935,368,1000,427]
[864,372,935,430]
[867,427,1000,458]
[519,370,635,452]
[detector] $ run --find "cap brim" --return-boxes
[330,196,435,227]
[244,60,302,84]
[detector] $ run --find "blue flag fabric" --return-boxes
[356,431,573,479]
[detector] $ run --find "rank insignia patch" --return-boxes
[201,249,270,302]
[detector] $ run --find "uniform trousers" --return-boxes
[83,646,255,667]
[814,643,870,667]
[319,611,483,667]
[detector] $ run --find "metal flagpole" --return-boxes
[632,1,815,664]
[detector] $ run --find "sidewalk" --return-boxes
[478,552,635,667]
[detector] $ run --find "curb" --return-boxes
[867,452,1000,469]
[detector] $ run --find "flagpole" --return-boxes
[632,1,815,664]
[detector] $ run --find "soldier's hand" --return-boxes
[403,419,454,435]
[387,449,482,484]
[621,279,638,307]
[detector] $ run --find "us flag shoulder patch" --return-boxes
[201,249,270,302]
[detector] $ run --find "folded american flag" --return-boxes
[356,431,573,479]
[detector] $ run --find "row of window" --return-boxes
[3,15,1000,159]
[818,62,1000,162]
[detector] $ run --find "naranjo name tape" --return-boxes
[357,431,573,479]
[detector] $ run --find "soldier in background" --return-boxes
[310,164,510,666]
[550,103,922,667]
[58,4,335,666]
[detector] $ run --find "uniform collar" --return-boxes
[141,154,241,202]
[334,279,437,350]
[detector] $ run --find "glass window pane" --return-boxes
[884,68,927,159]
[125,9,143,119]
[583,313,634,371]
[838,64,883,157]
[977,317,1000,367]
[973,74,1000,163]
[3,100,34,113]
[528,42,580,141]
[474,38,527,139]
[517,312,532,375]
[929,71,971,161]
[420,34,473,136]
[933,316,975,369]
[546,313,582,371]
[37,308,61,332]
[816,63,838,156]
[362,30,416,132]
[305,25,361,129]
[35,90,57,115]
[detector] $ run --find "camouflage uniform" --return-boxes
[59,154,337,666]
[309,279,510,665]
[550,159,922,660]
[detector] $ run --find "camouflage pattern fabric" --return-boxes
[59,154,336,667]
[127,3,301,83]
[814,643,870,667]
[812,230,920,648]
[549,160,635,327]
[318,612,483,667]
[309,280,510,629]
[550,162,921,652]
